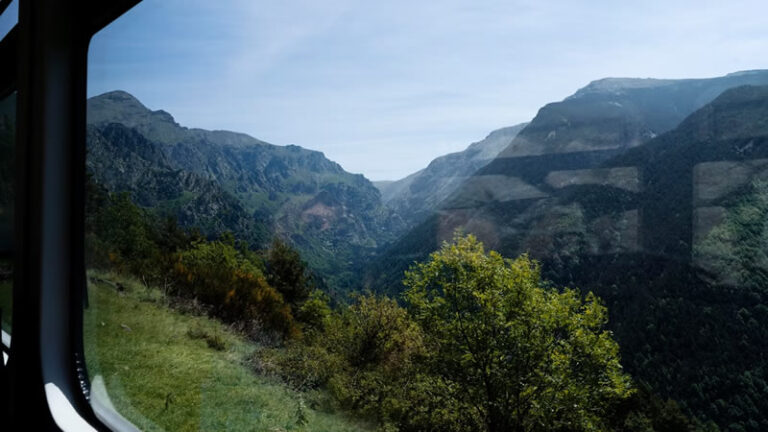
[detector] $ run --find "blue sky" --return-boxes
[87,0,768,181]
[0,1,17,41]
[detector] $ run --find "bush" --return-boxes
[265,238,314,308]
[86,191,162,278]
[173,240,298,338]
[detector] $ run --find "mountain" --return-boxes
[368,70,768,292]
[571,85,768,432]
[86,91,401,291]
[369,79,768,431]
[375,123,527,229]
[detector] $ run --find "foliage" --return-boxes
[87,190,162,277]
[606,386,718,432]
[85,180,315,339]
[322,295,427,426]
[296,290,333,335]
[403,233,634,432]
[261,294,426,425]
[266,237,314,308]
[173,240,298,338]
[695,179,768,291]
[84,271,374,432]
[265,235,700,432]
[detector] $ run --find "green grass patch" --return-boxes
[83,270,372,432]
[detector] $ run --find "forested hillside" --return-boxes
[83,181,705,430]
[369,83,768,431]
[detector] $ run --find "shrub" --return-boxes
[174,240,298,338]
[265,238,313,308]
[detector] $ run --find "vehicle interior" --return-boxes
[2,1,768,431]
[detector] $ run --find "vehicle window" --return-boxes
[83,2,768,431]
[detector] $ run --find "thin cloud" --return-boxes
[89,0,768,180]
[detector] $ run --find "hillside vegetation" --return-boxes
[369,84,768,432]
[77,73,768,431]
[84,271,373,432]
[84,179,707,430]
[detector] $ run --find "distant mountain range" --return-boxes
[86,91,402,291]
[368,69,768,292]
[86,91,526,291]
[86,70,768,430]
[367,73,768,432]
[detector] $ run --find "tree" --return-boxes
[403,233,633,432]
[265,238,313,308]
[90,191,161,277]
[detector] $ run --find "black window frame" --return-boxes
[1,1,141,430]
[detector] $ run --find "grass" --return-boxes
[83,270,373,432]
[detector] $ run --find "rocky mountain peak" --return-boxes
[569,77,675,99]
[87,90,187,144]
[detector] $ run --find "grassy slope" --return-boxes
[83,271,372,432]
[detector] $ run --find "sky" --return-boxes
[87,0,768,181]
[0,1,17,41]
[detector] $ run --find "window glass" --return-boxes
[84,2,768,431]
[0,0,18,41]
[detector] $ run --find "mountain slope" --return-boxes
[371,82,768,431]
[369,70,768,292]
[86,91,400,291]
[376,123,527,229]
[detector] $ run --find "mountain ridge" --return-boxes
[86,90,401,292]
[376,122,528,229]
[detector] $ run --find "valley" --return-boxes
[83,70,768,432]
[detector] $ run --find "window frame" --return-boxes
[1,1,141,430]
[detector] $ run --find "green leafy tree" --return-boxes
[265,238,313,308]
[321,295,425,425]
[88,191,161,277]
[403,233,633,432]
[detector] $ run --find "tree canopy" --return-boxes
[404,233,634,432]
